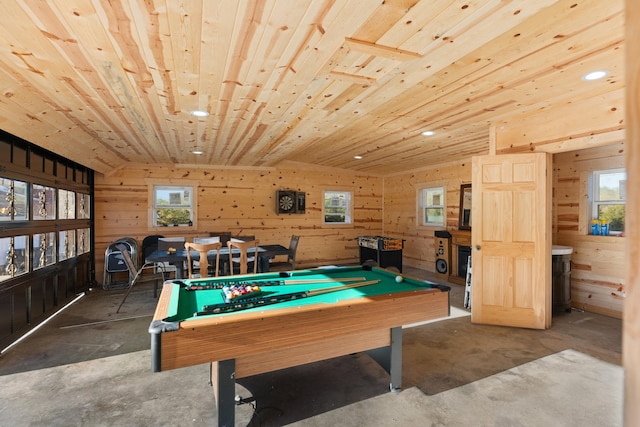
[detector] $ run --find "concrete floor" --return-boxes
[0,267,623,426]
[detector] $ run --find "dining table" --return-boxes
[146,244,289,279]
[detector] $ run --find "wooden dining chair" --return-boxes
[227,239,259,275]
[185,241,222,278]
[269,235,300,271]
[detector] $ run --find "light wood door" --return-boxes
[471,153,552,329]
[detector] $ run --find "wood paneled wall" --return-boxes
[94,150,624,319]
[94,162,383,282]
[553,143,626,318]
[382,160,472,272]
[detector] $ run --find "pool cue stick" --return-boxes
[284,277,367,285]
[182,277,368,291]
[196,279,380,315]
[304,279,380,296]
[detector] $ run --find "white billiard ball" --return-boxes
[395,275,403,283]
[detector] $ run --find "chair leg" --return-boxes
[116,282,136,313]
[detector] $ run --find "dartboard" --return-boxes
[277,191,297,214]
[279,194,294,211]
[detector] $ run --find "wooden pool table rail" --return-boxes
[150,284,449,372]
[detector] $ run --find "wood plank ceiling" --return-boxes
[0,0,624,175]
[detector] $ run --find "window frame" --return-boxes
[418,185,446,227]
[590,168,626,236]
[146,180,198,229]
[322,190,353,225]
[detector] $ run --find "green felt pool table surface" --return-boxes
[161,266,448,322]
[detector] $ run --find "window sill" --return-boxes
[582,233,625,241]
[321,223,353,228]
[417,224,446,230]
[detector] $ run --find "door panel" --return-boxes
[471,153,552,329]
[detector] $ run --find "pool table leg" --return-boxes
[210,359,236,427]
[389,326,402,392]
[365,326,403,392]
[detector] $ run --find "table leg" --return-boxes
[365,326,403,392]
[258,255,270,273]
[172,262,183,279]
[211,359,236,427]
[389,326,402,391]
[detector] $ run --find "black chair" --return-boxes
[142,234,164,261]
[269,235,300,271]
[115,244,166,313]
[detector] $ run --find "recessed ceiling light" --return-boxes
[189,110,209,117]
[421,130,435,136]
[191,150,204,155]
[581,70,610,81]
[354,155,363,159]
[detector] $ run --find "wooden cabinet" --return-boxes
[449,230,471,285]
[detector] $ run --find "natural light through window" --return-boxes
[420,187,445,226]
[590,168,626,235]
[323,191,352,224]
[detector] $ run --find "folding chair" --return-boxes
[115,244,166,313]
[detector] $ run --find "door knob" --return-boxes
[475,245,481,250]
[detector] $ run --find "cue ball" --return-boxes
[395,275,403,283]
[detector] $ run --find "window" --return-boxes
[152,185,194,227]
[0,235,28,281]
[58,189,76,219]
[420,187,445,226]
[33,232,56,269]
[0,178,28,221]
[591,168,626,235]
[77,228,90,255]
[78,193,91,219]
[323,191,352,224]
[32,184,56,220]
[58,229,76,261]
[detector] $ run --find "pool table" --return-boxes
[149,265,450,427]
